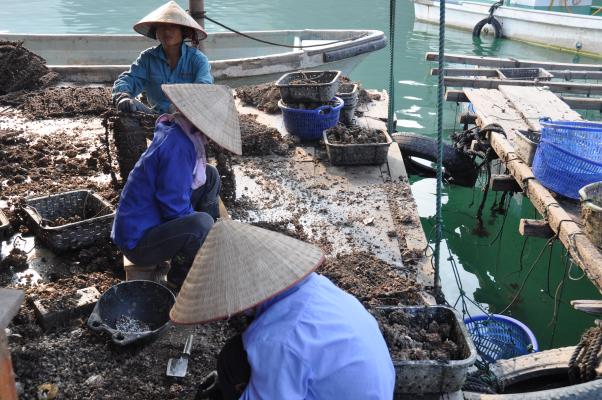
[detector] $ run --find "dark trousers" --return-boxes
[122,165,221,286]
[217,335,251,400]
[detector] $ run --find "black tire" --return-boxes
[464,347,602,399]
[473,17,503,39]
[395,133,479,187]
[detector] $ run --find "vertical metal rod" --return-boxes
[189,0,206,52]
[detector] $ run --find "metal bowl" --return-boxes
[87,280,175,346]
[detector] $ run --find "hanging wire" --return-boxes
[434,0,447,298]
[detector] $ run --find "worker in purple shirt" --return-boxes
[112,1,213,114]
[112,84,241,289]
[169,220,396,399]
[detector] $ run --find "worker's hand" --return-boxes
[117,97,154,114]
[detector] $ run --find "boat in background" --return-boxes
[0,29,386,87]
[413,0,602,56]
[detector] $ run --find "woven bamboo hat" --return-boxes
[162,84,242,155]
[170,220,325,324]
[133,1,208,41]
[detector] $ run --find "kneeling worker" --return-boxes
[111,84,242,289]
[170,220,395,399]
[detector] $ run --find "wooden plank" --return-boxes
[463,88,529,140]
[434,67,602,80]
[426,52,602,72]
[571,299,602,314]
[445,77,602,95]
[431,67,499,77]
[498,86,582,131]
[519,219,554,239]
[0,330,18,400]
[446,90,469,103]
[0,289,24,330]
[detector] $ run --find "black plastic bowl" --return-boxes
[87,280,175,346]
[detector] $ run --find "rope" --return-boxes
[203,16,368,48]
[569,326,602,384]
[434,0,447,297]
[387,0,396,136]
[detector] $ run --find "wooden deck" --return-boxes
[235,91,435,300]
[455,85,602,293]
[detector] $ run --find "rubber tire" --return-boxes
[472,17,503,39]
[464,347,602,399]
[395,133,479,187]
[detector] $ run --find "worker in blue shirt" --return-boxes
[112,84,242,289]
[169,220,396,399]
[112,1,213,114]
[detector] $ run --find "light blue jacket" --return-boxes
[112,42,213,113]
[241,273,395,400]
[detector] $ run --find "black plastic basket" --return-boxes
[22,190,115,252]
[275,70,341,103]
[0,209,10,241]
[324,128,392,166]
[497,68,553,81]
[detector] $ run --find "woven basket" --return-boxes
[23,190,115,252]
[580,182,602,248]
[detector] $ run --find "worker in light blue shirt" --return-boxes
[112,1,213,114]
[168,220,396,400]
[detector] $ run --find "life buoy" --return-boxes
[472,17,503,39]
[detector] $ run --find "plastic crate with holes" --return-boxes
[22,190,115,253]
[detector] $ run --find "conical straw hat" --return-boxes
[170,220,325,324]
[162,84,242,155]
[133,1,208,41]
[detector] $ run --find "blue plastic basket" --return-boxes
[464,314,538,363]
[279,97,343,140]
[539,118,602,161]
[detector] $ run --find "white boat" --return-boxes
[413,0,602,56]
[0,29,386,87]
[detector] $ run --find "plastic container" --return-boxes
[497,68,553,81]
[376,306,477,394]
[275,70,341,103]
[580,181,602,248]
[532,118,602,199]
[336,83,359,126]
[279,97,343,140]
[22,190,115,252]
[0,209,10,241]
[324,128,392,166]
[464,314,538,364]
[513,129,540,166]
[87,280,175,346]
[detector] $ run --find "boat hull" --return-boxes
[0,30,386,87]
[413,0,602,56]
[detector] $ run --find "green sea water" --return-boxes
[2,0,601,350]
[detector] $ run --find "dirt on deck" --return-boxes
[0,41,57,95]
[0,82,432,399]
[235,83,281,114]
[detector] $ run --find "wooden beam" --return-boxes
[464,88,602,293]
[519,219,555,238]
[491,175,522,192]
[433,67,602,81]
[446,89,602,112]
[459,112,477,125]
[444,77,602,96]
[426,52,602,72]
[431,68,499,77]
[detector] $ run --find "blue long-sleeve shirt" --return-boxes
[111,120,195,250]
[241,273,395,400]
[112,42,213,114]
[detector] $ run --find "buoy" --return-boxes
[472,17,503,39]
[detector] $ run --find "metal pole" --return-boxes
[189,0,205,52]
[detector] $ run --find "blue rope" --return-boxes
[387,0,396,136]
[435,0,446,295]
